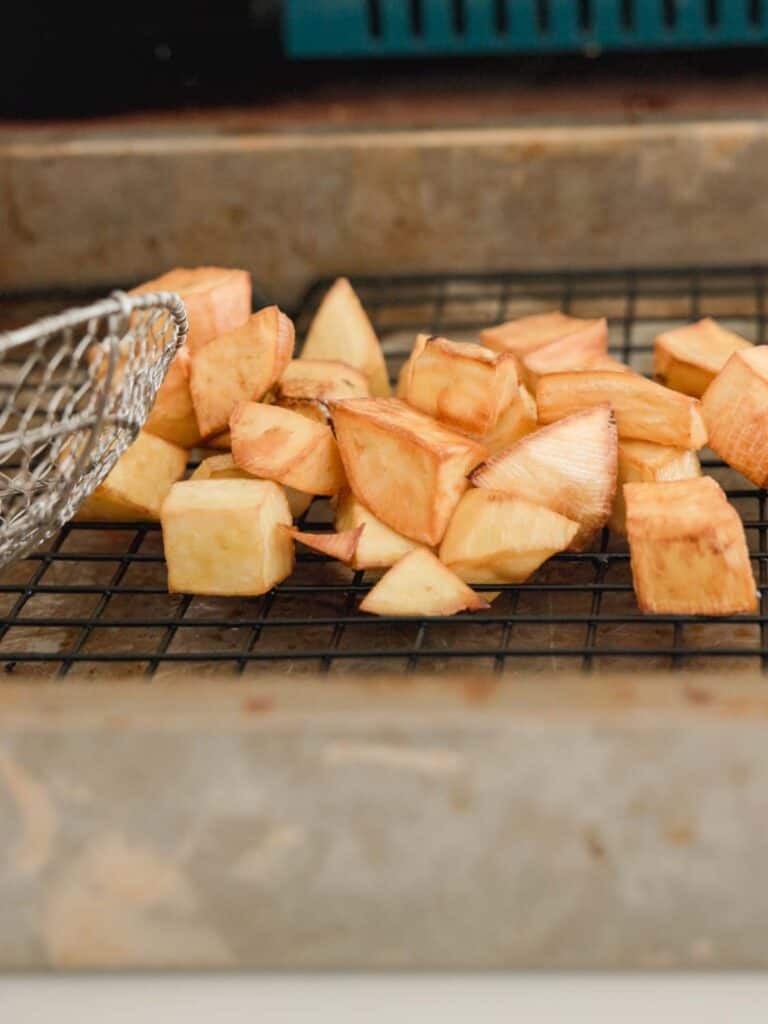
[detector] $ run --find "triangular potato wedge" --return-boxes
[470,407,617,550]
[189,306,294,438]
[331,398,487,546]
[301,277,390,397]
[439,488,578,584]
[230,401,345,496]
[701,346,768,486]
[520,318,608,391]
[279,359,370,400]
[77,431,187,522]
[625,476,756,615]
[130,267,251,353]
[609,439,701,534]
[334,489,420,569]
[284,525,364,564]
[190,453,313,518]
[404,335,518,435]
[536,370,707,449]
[655,317,752,398]
[145,347,202,449]
[360,548,488,617]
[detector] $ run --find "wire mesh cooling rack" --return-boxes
[0,265,766,680]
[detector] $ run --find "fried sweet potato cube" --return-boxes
[333,489,420,570]
[701,346,768,486]
[190,453,312,518]
[189,306,294,438]
[360,548,488,617]
[144,347,202,449]
[404,335,518,435]
[439,488,579,584]
[625,476,756,615]
[230,401,345,496]
[301,277,390,397]
[130,267,251,353]
[77,431,187,522]
[161,479,294,596]
[654,317,752,398]
[608,440,701,534]
[536,371,707,449]
[471,407,617,550]
[331,398,487,546]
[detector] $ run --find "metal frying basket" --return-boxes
[0,291,188,567]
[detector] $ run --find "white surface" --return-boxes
[4,975,768,1023]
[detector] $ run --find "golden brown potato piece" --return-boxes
[230,401,345,496]
[608,440,701,534]
[144,347,202,449]
[331,398,486,546]
[481,310,584,356]
[471,407,617,550]
[655,317,752,398]
[161,479,294,596]
[285,525,364,564]
[201,430,231,451]
[625,476,756,615]
[130,267,251,353]
[583,353,634,374]
[701,346,768,486]
[190,453,313,518]
[475,385,538,454]
[360,548,488,617]
[439,488,578,584]
[77,431,187,522]
[301,277,390,397]
[279,359,370,400]
[333,489,420,570]
[189,306,294,438]
[404,335,518,435]
[519,318,609,391]
[536,371,707,449]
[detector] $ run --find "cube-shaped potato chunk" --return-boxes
[278,359,370,401]
[161,479,294,596]
[190,454,313,518]
[404,335,518,435]
[331,398,487,546]
[360,548,488,617]
[625,476,756,615]
[189,306,294,438]
[481,310,586,356]
[439,488,578,584]
[537,371,707,449]
[518,318,609,391]
[701,346,768,486]
[655,317,752,398]
[77,431,187,522]
[471,407,617,550]
[301,277,390,397]
[230,401,345,496]
[145,348,202,449]
[608,440,701,534]
[334,489,420,570]
[130,266,251,353]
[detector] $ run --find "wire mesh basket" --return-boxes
[0,291,187,568]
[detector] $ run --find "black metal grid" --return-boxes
[1,265,767,679]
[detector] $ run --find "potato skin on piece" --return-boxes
[360,548,488,617]
[189,306,294,438]
[161,479,294,596]
[331,397,487,547]
[130,266,251,353]
[654,317,752,398]
[701,346,768,487]
[625,476,756,616]
[77,431,187,522]
[301,277,390,397]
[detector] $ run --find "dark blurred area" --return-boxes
[2,2,768,122]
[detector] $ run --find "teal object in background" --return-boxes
[285,1,768,58]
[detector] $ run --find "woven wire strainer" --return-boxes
[0,290,188,566]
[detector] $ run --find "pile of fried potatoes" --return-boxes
[80,266,763,617]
